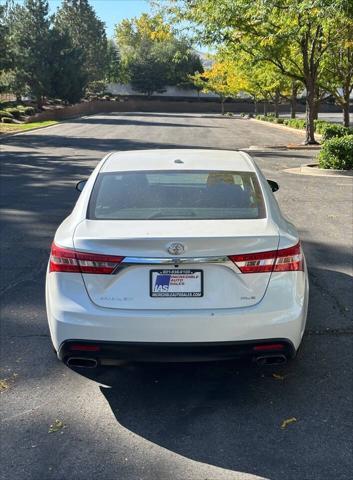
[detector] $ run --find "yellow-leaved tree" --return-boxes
[191,59,246,113]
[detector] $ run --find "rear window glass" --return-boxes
[87,170,266,220]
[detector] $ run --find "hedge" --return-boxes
[318,135,353,170]
[4,108,23,119]
[322,124,353,141]
[16,105,36,116]
[1,117,14,123]
[0,109,14,119]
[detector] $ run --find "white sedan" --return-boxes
[46,149,309,367]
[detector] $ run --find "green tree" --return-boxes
[129,44,169,96]
[105,39,120,83]
[7,0,51,105]
[0,4,10,74]
[160,0,350,144]
[321,15,353,126]
[54,0,107,83]
[115,13,203,95]
[48,28,87,104]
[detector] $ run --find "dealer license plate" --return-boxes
[150,269,203,297]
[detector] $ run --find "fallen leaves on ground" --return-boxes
[48,419,65,433]
[0,373,18,392]
[281,417,297,429]
[0,379,10,391]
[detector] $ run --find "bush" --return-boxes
[284,119,306,129]
[240,112,246,117]
[0,109,14,119]
[314,120,330,134]
[4,108,22,119]
[274,118,284,124]
[322,124,353,141]
[22,106,36,116]
[318,135,353,170]
[1,117,14,123]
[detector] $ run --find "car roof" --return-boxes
[101,149,255,173]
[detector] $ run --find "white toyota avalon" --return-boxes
[46,149,309,368]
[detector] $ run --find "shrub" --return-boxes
[5,108,22,119]
[240,112,246,117]
[22,106,36,116]
[314,120,330,134]
[322,124,352,141]
[285,119,306,129]
[1,117,14,123]
[0,109,14,119]
[318,135,353,170]
[274,118,284,124]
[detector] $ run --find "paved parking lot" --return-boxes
[1,113,352,480]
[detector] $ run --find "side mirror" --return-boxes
[267,179,279,192]
[76,180,87,192]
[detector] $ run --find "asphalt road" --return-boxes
[1,113,352,480]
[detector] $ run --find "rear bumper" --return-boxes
[47,269,309,353]
[58,338,296,364]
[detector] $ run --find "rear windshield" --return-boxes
[87,170,266,220]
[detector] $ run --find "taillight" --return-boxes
[229,242,303,273]
[49,243,124,274]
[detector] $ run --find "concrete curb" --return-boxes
[285,163,353,178]
[301,163,353,177]
[250,118,323,140]
[0,121,60,142]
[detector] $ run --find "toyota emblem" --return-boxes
[167,242,185,256]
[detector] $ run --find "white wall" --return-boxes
[106,83,218,98]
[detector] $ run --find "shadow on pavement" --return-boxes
[72,265,353,480]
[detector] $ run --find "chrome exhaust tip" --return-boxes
[254,354,287,366]
[66,357,98,368]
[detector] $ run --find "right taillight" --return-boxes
[49,243,124,274]
[229,242,303,273]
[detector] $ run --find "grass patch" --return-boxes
[0,120,58,135]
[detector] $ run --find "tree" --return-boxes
[0,4,11,73]
[54,0,107,83]
[129,44,169,96]
[192,59,244,113]
[160,0,350,144]
[48,28,87,104]
[7,0,51,106]
[105,39,120,83]
[321,15,353,126]
[115,13,203,95]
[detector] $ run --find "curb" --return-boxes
[0,121,60,142]
[300,164,353,177]
[284,164,353,178]
[250,118,323,140]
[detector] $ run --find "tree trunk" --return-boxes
[343,103,350,127]
[254,98,258,114]
[305,84,318,144]
[263,101,268,116]
[274,89,280,118]
[290,81,298,119]
[342,88,350,127]
[221,97,225,114]
[313,100,319,120]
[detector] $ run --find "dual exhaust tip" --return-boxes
[66,357,98,368]
[66,354,288,368]
[254,354,287,366]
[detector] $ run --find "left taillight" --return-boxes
[228,242,304,273]
[49,243,124,274]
